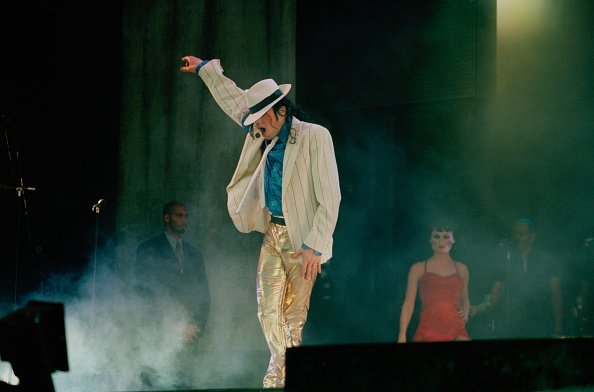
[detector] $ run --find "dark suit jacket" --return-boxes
[134,233,210,332]
[495,248,561,338]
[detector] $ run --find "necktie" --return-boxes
[175,240,184,273]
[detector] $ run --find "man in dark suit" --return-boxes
[134,200,210,387]
[470,218,563,338]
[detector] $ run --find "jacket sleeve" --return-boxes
[197,60,268,234]
[197,59,249,127]
[304,126,341,259]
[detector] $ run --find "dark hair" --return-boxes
[514,217,537,233]
[272,97,307,144]
[162,200,185,216]
[427,220,457,237]
[272,97,308,123]
[248,97,308,143]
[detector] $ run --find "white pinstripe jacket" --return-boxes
[198,60,341,263]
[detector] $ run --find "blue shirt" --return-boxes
[241,117,291,217]
[198,59,285,215]
[198,60,321,255]
[263,119,290,216]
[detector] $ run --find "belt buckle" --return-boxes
[270,215,285,226]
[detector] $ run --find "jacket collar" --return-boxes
[281,117,304,197]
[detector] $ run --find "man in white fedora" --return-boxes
[180,56,341,388]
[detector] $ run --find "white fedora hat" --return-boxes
[243,79,291,126]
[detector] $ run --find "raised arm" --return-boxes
[180,56,249,127]
[180,55,202,73]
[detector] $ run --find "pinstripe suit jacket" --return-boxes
[198,60,341,263]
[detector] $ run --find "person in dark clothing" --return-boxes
[470,218,563,338]
[134,200,210,388]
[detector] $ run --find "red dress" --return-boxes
[412,263,470,342]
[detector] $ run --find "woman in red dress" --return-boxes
[398,224,471,342]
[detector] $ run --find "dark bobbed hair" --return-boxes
[427,219,457,237]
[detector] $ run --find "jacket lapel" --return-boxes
[236,136,277,213]
[282,118,304,198]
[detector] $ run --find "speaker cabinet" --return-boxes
[286,338,594,391]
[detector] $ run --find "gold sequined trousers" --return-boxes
[257,221,315,388]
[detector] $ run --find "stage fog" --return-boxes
[1,1,593,390]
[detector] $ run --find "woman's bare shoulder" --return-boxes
[409,261,425,274]
[455,261,469,274]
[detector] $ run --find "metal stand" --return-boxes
[2,113,41,310]
[90,199,105,325]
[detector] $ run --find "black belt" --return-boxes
[270,215,286,226]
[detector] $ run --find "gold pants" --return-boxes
[257,221,315,388]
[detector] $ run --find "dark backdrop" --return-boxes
[297,0,593,342]
[1,0,592,340]
[0,2,122,310]
[0,0,593,389]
